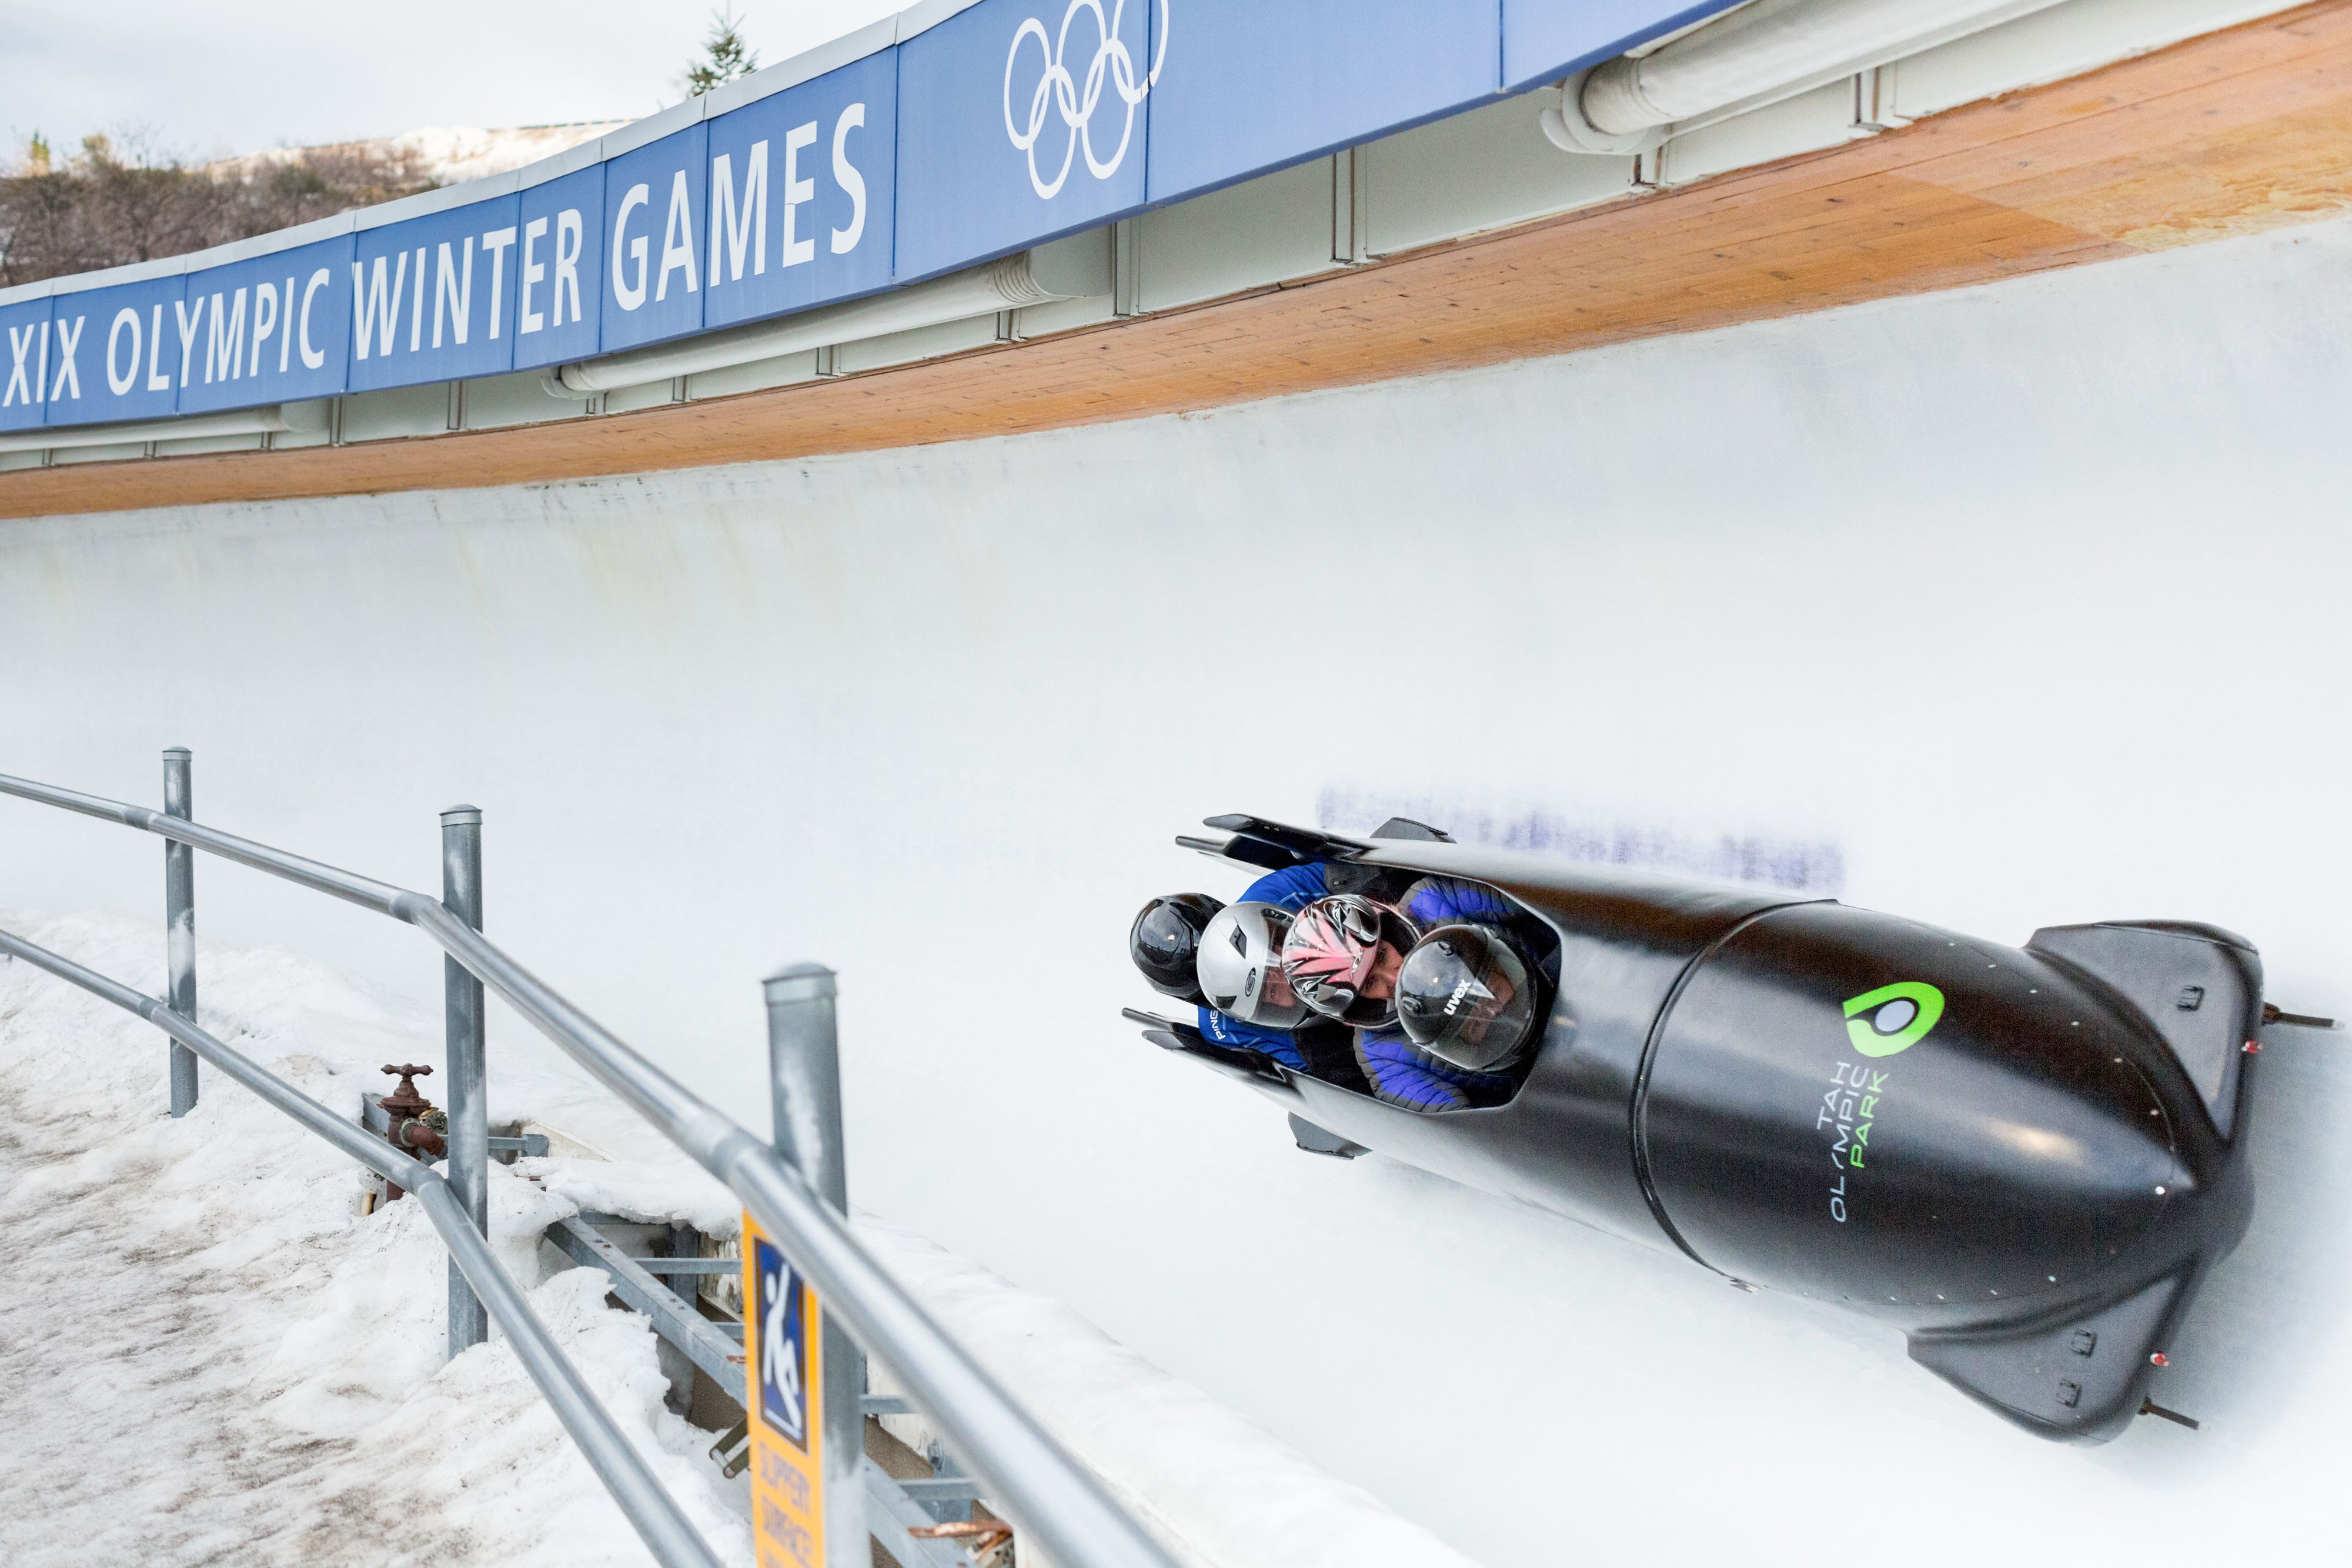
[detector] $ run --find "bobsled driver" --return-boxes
[1128,861,1331,1069]
[1284,878,1548,1112]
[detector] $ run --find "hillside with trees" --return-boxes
[0,132,439,287]
[2,10,769,289]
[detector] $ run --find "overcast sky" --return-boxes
[4,2,905,162]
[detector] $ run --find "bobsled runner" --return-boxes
[1134,812,2334,1441]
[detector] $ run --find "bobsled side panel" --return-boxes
[1480,869,1803,1245]
[1642,902,2186,1315]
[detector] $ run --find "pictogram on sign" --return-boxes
[744,1212,826,1568]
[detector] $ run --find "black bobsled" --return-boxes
[1137,813,2318,1442]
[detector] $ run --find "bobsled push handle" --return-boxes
[1180,813,1453,871]
[1120,1008,1291,1087]
[1200,815,1377,862]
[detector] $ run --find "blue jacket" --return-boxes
[1355,1027,1516,1112]
[1354,876,1523,1112]
[1194,862,1328,1069]
[1236,861,1328,914]
[1401,875,1515,929]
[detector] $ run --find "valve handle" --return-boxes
[379,1063,437,1118]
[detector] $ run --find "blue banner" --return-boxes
[1501,1,1739,91]
[703,51,897,330]
[601,124,710,353]
[44,274,189,426]
[348,199,522,392]
[0,296,52,433]
[513,165,607,372]
[175,236,353,414]
[0,0,1725,432]
[1145,1,1501,203]
[895,0,1157,282]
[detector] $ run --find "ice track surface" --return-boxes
[8,215,2352,1563]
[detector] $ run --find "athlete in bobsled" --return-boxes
[1282,879,1552,1111]
[1128,861,1344,1074]
[1130,832,1553,1109]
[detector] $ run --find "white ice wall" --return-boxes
[5,213,2350,1566]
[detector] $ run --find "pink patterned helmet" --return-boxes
[1280,894,1418,1026]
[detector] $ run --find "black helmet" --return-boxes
[1130,894,1224,1004]
[1396,924,1542,1072]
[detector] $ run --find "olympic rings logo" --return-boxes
[1002,0,1168,200]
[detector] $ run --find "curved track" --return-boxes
[5,212,2351,1563]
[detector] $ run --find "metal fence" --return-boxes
[0,753,1178,1568]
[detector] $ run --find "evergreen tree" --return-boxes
[684,8,760,96]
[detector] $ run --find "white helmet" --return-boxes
[1195,901,1309,1028]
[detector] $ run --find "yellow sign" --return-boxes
[743,1209,826,1568]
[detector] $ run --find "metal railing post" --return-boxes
[764,964,868,1568]
[442,805,489,1356]
[162,748,198,1117]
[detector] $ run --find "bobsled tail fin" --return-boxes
[2026,921,2263,1139]
[1366,817,1455,843]
[1908,1269,2194,1442]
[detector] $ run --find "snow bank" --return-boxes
[0,907,749,1568]
[0,907,1476,1568]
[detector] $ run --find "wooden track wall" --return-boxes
[5,2,2350,520]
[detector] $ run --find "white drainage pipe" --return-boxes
[0,406,288,454]
[1548,0,2074,153]
[554,236,1112,396]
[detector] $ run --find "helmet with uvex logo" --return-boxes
[1396,924,1541,1071]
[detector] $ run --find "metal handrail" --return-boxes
[0,770,1180,1568]
[0,927,723,1568]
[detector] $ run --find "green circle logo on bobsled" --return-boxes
[1843,981,1945,1058]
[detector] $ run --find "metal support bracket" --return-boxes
[866,1459,985,1568]
[549,1216,746,1389]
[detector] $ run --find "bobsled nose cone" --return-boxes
[1639,904,2201,1315]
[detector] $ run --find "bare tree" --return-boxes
[0,130,439,287]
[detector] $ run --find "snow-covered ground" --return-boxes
[0,908,749,1568]
[0,909,1471,1568]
